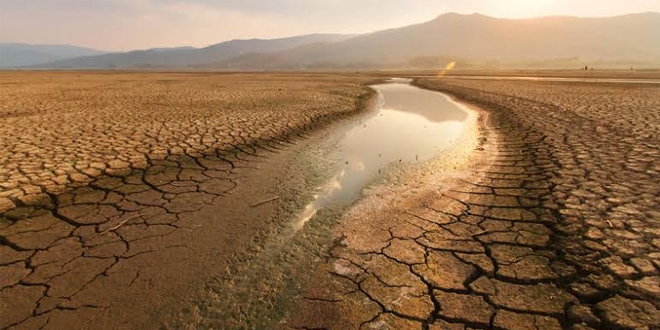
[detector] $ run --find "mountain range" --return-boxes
[0,43,107,68]
[2,12,659,70]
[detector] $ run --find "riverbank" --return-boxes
[286,77,660,329]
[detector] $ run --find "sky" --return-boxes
[1,0,659,51]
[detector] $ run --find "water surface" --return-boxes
[294,82,468,229]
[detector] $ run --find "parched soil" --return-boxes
[0,72,372,210]
[3,72,659,330]
[441,69,660,79]
[287,79,660,329]
[0,72,374,330]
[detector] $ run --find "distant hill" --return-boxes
[0,43,106,68]
[208,12,660,69]
[17,12,660,70]
[33,34,355,69]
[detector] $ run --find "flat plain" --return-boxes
[1,71,660,330]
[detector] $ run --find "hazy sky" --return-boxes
[1,0,658,51]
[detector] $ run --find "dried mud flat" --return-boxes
[0,71,372,207]
[287,79,660,330]
[0,72,374,330]
[2,71,660,330]
[441,69,660,79]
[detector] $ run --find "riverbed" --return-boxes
[190,79,480,328]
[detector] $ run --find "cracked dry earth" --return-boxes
[287,79,660,330]
[0,72,373,330]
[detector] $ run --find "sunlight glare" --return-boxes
[438,61,456,78]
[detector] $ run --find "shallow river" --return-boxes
[294,80,469,229]
[199,80,475,327]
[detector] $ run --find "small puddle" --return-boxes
[293,80,469,230]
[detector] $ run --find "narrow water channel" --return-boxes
[294,80,469,229]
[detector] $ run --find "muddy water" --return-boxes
[294,81,468,229]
